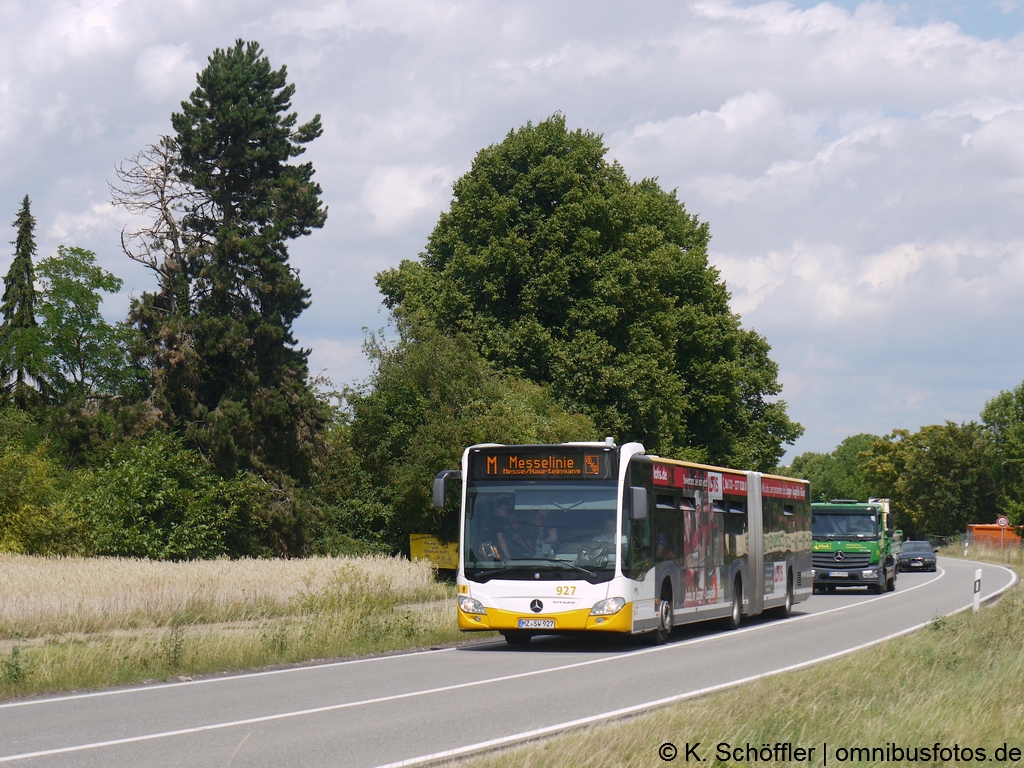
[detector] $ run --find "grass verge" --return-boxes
[449,549,1022,767]
[0,554,481,698]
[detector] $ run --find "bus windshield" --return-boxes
[464,481,619,582]
[812,512,878,540]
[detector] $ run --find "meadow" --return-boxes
[0,554,470,698]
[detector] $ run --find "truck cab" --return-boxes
[811,499,897,594]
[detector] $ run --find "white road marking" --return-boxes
[0,562,1013,766]
[0,647,457,710]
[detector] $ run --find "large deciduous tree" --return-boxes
[37,246,140,403]
[121,40,329,484]
[788,433,880,502]
[377,114,801,469]
[0,196,47,408]
[338,322,598,551]
[863,423,997,539]
[982,381,1024,527]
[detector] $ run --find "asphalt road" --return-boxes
[0,557,1016,768]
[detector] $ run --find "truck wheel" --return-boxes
[886,571,896,592]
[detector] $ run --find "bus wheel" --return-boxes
[501,631,532,646]
[727,577,742,630]
[777,572,794,618]
[651,593,673,645]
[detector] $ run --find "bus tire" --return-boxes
[726,577,742,630]
[777,571,794,618]
[651,588,673,645]
[501,630,532,646]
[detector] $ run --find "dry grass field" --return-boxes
[0,554,470,697]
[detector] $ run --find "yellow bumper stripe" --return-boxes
[458,603,633,633]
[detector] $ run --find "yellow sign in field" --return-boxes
[410,534,458,570]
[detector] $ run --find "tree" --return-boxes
[341,322,597,551]
[788,433,880,502]
[981,381,1024,527]
[37,246,141,403]
[110,137,196,312]
[119,40,329,483]
[863,423,997,539]
[377,114,801,469]
[0,196,47,408]
[0,445,63,555]
[69,431,265,559]
[111,138,203,422]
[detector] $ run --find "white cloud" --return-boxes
[48,200,127,244]
[361,164,455,233]
[306,337,371,390]
[134,44,198,103]
[6,0,1024,455]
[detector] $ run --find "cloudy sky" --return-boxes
[3,0,1024,460]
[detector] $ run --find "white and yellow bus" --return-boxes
[433,440,812,645]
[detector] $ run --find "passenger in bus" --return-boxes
[497,509,536,558]
[656,532,674,561]
[532,509,558,554]
[594,516,617,543]
[481,498,514,560]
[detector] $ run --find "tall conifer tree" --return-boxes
[163,40,328,482]
[0,195,46,408]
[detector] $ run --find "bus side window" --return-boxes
[783,504,796,530]
[725,500,746,563]
[629,517,652,579]
[654,496,679,563]
[712,501,726,570]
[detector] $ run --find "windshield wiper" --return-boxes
[467,559,597,580]
[530,557,597,578]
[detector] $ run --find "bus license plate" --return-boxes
[828,571,848,578]
[518,619,554,629]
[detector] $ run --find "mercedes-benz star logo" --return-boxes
[530,599,544,613]
[834,551,845,562]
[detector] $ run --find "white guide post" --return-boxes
[973,568,982,613]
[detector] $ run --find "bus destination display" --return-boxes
[470,449,614,480]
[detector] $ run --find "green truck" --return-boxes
[811,498,897,594]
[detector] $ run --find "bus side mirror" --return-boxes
[630,486,648,520]
[432,470,462,510]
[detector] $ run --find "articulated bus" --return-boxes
[433,440,812,645]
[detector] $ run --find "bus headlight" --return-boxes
[457,595,487,615]
[590,597,626,616]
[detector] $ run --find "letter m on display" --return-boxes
[487,456,498,475]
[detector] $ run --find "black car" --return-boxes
[897,541,937,572]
